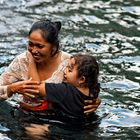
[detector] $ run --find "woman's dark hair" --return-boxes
[72,54,100,99]
[29,19,61,56]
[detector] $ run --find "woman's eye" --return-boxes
[28,42,34,47]
[36,44,45,49]
[36,44,43,48]
[28,41,45,49]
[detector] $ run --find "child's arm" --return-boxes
[38,83,46,97]
[27,51,40,81]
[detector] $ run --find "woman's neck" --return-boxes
[37,51,60,68]
[36,51,61,81]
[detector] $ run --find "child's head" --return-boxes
[64,54,100,99]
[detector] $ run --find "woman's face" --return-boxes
[27,30,54,63]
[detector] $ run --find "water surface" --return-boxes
[0,0,140,139]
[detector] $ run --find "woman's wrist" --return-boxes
[7,84,15,97]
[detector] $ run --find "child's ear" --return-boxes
[79,76,85,84]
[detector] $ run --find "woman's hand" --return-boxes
[7,80,40,98]
[84,97,101,114]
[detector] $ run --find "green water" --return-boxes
[0,0,140,139]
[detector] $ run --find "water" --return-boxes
[0,0,140,139]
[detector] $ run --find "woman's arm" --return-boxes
[7,80,40,98]
[84,97,101,114]
[0,52,30,98]
[0,52,29,86]
[0,51,41,100]
[0,86,9,100]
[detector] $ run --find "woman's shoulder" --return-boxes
[61,51,71,60]
[16,51,28,61]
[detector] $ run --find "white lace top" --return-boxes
[0,51,71,100]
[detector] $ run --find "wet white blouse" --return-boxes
[0,51,70,100]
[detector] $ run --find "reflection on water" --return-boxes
[0,0,140,139]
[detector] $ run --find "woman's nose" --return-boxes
[31,46,39,54]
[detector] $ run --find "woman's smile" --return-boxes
[33,54,41,59]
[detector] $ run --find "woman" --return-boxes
[0,19,100,114]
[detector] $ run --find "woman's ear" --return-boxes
[50,46,57,56]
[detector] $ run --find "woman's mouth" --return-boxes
[33,54,41,60]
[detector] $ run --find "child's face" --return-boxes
[64,58,80,87]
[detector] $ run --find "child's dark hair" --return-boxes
[29,19,61,56]
[72,54,100,99]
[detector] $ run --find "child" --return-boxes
[21,53,100,118]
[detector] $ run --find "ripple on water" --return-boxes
[101,79,139,91]
[0,134,11,140]
[101,55,140,64]
[0,0,140,139]
[25,0,51,7]
[122,6,140,15]
[101,55,140,75]
[0,24,9,34]
[104,6,140,28]
[85,43,109,54]
[0,124,11,140]
[0,124,9,132]
[100,108,140,127]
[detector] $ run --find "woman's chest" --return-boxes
[37,64,64,83]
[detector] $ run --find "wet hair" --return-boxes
[29,19,61,56]
[72,54,100,99]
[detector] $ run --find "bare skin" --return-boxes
[84,98,101,113]
[24,29,101,114]
[28,30,62,81]
[7,80,40,98]
[27,49,101,114]
[27,51,101,114]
